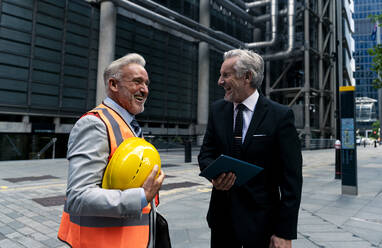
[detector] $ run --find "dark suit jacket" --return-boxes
[198,94,303,245]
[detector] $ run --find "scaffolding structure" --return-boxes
[102,0,355,147]
[0,0,355,157]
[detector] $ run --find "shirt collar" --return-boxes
[103,97,134,124]
[233,90,259,112]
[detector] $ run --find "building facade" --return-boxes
[353,0,382,115]
[0,0,354,160]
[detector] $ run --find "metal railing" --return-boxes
[301,139,336,150]
[36,137,57,159]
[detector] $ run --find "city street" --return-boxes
[0,146,381,247]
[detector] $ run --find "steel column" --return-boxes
[96,0,116,104]
[318,0,324,137]
[330,0,336,137]
[304,0,311,148]
[197,0,210,144]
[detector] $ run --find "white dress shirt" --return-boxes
[233,90,259,143]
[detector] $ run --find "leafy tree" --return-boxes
[367,14,382,89]
[370,120,380,139]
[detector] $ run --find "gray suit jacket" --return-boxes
[65,101,143,219]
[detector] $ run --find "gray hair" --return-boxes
[223,49,264,89]
[103,53,146,86]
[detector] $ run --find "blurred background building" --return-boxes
[355,96,377,137]
[353,0,382,138]
[0,0,355,160]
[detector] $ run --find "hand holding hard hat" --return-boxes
[102,137,163,190]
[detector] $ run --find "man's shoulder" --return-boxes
[261,95,290,113]
[71,114,106,135]
[211,99,231,111]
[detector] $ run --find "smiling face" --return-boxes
[218,57,254,103]
[108,63,149,115]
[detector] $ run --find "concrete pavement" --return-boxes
[0,146,381,247]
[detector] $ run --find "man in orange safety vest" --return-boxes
[58,53,165,248]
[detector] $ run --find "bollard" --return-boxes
[334,140,341,179]
[184,140,191,163]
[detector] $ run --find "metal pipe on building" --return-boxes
[262,0,295,60]
[133,0,244,47]
[253,7,287,23]
[103,0,298,68]
[246,0,271,9]
[246,0,278,48]
[115,0,235,51]
[115,0,292,54]
[214,0,256,24]
[230,0,247,9]
[96,0,116,105]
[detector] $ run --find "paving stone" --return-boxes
[41,220,57,227]
[30,215,46,223]
[7,221,25,230]
[0,239,23,248]
[29,232,49,242]
[5,212,24,219]
[0,207,12,214]
[299,223,339,232]
[41,238,64,248]
[307,231,363,242]
[169,228,190,245]
[315,213,350,227]
[5,232,23,239]
[0,225,15,235]
[0,213,13,224]
[292,238,322,248]
[1,148,382,248]
[12,235,46,248]
[342,225,382,245]
[25,220,43,230]
[319,241,376,248]
[344,219,382,233]
[17,226,35,235]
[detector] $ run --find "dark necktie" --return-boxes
[131,118,142,138]
[232,103,245,158]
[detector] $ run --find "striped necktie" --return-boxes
[131,118,142,138]
[232,104,245,158]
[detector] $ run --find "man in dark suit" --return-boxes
[198,49,302,248]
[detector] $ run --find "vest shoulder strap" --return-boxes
[87,103,135,158]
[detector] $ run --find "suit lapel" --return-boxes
[222,101,234,150]
[243,94,269,149]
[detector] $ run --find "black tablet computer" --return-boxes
[199,155,263,186]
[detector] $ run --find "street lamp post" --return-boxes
[378,20,382,144]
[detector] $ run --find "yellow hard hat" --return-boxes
[102,137,161,190]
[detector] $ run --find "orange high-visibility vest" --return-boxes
[58,103,153,248]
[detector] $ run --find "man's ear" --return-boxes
[108,78,118,92]
[245,71,253,83]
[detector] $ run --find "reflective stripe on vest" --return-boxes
[58,103,152,248]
